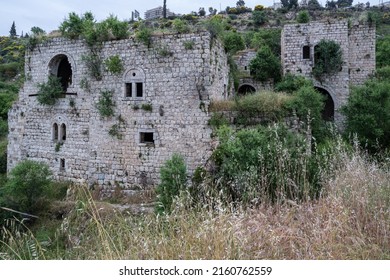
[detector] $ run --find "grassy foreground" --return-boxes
[1,147,389,260]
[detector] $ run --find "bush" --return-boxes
[0,139,7,173]
[252,10,268,26]
[376,35,390,68]
[104,55,123,75]
[286,85,325,138]
[275,74,313,94]
[250,29,281,57]
[135,24,153,48]
[223,31,245,54]
[342,80,390,152]
[1,160,52,214]
[96,90,115,117]
[36,76,63,106]
[59,12,95,39]
[155,154,187,214]
[297,10,310,23]
[172,19,190,33]
[312,39,343,80]
[249,46,281,83]
[82,53,102,80]
[212,125,321,204]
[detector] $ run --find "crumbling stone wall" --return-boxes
[281,20,375,122]
[8,32,229,192]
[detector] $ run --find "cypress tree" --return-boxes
[9,21,17,38]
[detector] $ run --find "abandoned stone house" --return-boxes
[7,31,229,190]
[281,20,375,122]
[7,20,375,191]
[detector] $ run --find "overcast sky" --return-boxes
[0,0,381,36]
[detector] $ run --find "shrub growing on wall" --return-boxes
[96,90,115,117]
[104,55,123,75]
[312,39,343,80]
[36,76,63,106]
[297,10,310,23]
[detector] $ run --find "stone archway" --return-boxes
[238,84,256,95]
[315,87,335,121]
[48,54,73,92]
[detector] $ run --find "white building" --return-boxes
[144,6,175,20]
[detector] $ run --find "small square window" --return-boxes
[140,132,154,144]
[126,83,132,97]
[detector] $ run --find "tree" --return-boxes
[236,0,245,7]
[312,39,343,79]
[209,7,217,15]
[163,0,167,19]
[198,7,206,17]
[308,0,322,9]
[31,26,46,36]
[252,10,268,26]
[223,31,245,54]
[343,80,390,152]
[2,160,52,213]
[326,0,337,8]
[9,21,17,38]
[249,46,281,83]
[281,0,299,9]
[377,35,390,68]
[337,0,353,8]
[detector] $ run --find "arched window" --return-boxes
[237,84,256,95]
[52,123,58,141]
[303,45,310,60]
[124,69,145,98]
[60,123,66,141]
[48,54,73,92]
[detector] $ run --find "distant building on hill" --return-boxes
[144,6,175,20]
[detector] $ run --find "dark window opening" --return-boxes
[53,123,58,141]
[244,66,247,71]
[57,57,72,92]
[303,45,310,60]
[60,158,65,171]
[238,84,256,95]
[140,132,154,144]
[126,83,132,97]
[60,124,66,141]
[136,83,143,97]
[315,87,335,121]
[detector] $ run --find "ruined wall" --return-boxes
[281,20,375,122]
[8,32,229,191]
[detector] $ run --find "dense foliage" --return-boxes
[36,76,63,105]
[249,46,281,83]
[155,154,187,214]
[312,39,343,79]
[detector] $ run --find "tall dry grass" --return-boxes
[1,147,389,260]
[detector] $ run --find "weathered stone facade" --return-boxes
[281,20,375,122]
[7,32,229,191]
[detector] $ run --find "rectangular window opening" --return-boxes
[140,132,154,144]
[60,158,65,171]
[303,45,311,60]
[125,83,132,97]
[136,83,143,98]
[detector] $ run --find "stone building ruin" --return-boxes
[281,20,376,122]
[7,20,376,192]
[7,32,229,191]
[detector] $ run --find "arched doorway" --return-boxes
[48,54,73,92]
[315,87,334,121]
[238,84,256,95]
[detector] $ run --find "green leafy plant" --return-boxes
[155,154,187,214]
[82,53,102,81]
[104,55,123,74]
[312,39,343,80]
[141,104,153,112]
[59,12,95,39]
[223,31,245,54]
[275,74,313,94]
[157,45,173,57]
[252,10,268,26]
[96,90,115,117]
[136,24,153,48]
[172,18,190,33]
[108,124,122,140]
[2,160,52,213]
[249,46,281,83]
[297,10,310,23]
[79,77,91,92]
[36,76,63,106]
[183,40,194,50]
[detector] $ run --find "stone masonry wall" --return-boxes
[8,32,229,192]
[281,20,375,123]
